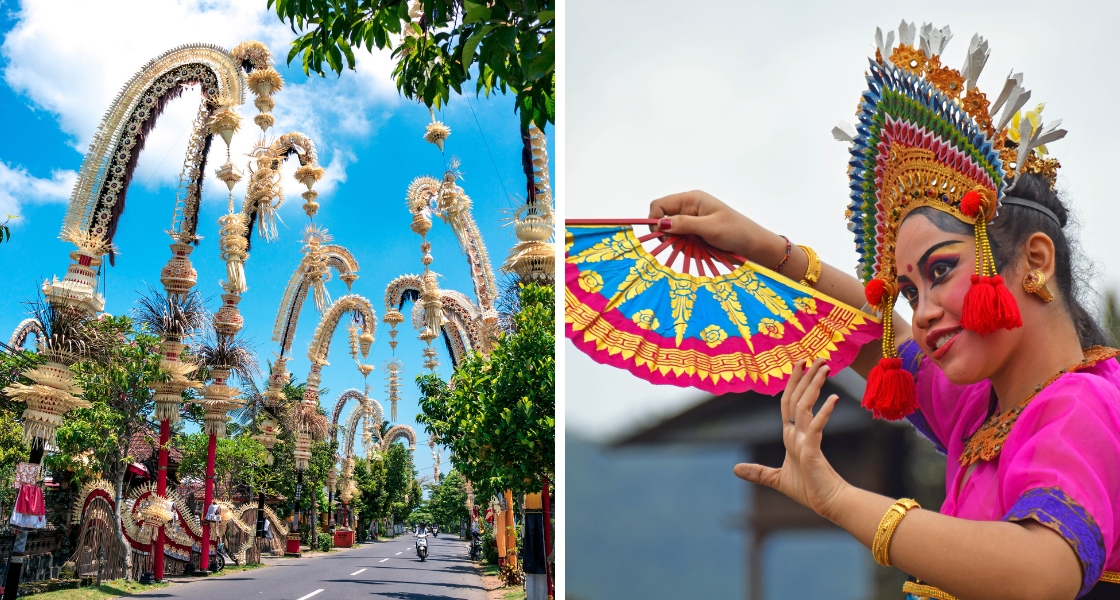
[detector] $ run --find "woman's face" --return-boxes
[895,213,1021,384]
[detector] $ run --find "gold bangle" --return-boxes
[871,498,920,567]
[798,244,822,287]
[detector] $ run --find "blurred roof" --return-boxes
[613,368,871,447]
[129,426,183,464]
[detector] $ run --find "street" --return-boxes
[138,535,487,600]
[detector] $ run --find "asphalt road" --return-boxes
[138,535,487,600]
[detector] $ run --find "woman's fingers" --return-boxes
[790,358,823,418]
[733,463,781,489]
[648,191,705,219]
[780,360,805,426]
[809,395,840,436]
[796,361,831,424]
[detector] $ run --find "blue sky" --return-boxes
[0,0,553,484]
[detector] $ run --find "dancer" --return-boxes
[649,22,1120,599]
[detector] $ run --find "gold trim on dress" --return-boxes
[904,571,1120,598]
[959,346,1120,466]
[902,581,957,600]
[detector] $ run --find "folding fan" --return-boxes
[565,220,881,395]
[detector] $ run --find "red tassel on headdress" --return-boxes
[959,188,1023,335]
[860,284,918,420]
[862,357,917,421]
[961,275,1022,334]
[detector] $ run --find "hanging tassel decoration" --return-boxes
[860,282,917,420]
[959,189,1022,334]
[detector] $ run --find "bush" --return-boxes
[482,526,498,564]
[317,532,333,552]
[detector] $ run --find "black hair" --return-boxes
[904,173,1108,348]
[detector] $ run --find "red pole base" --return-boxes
[285,534,302,557]
[200,434,217,571]
[154,419,170,582]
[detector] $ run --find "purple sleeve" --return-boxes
[1004,487,1105,597]
[898,338,947,454]
[1000,374,1120,597]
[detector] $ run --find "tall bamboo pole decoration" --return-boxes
[152,239,203,581]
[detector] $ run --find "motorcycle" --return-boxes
[415,533,429,562]
[468,533,481,561]
[208,541,237,572]
[432,525,439,538]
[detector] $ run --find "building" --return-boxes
[614,368,946,599]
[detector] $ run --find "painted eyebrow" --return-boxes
[917,241,963,274]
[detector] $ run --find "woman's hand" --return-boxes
[648,190,785,266]
[733,359,850,520]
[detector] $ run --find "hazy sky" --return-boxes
[565,0,1120,440]
[0,0,552,480]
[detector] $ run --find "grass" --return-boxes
[482,562,500,576]
[23,579,169,599]
[502,589,526,600]
[210,563,265,576]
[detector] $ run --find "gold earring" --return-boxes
[1023,270,1054,303]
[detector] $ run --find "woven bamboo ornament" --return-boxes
[262,357,289,408]
[200,367,244,438]
[424,119,451,152]
[160,240,198,298]
[293,432,313,471]
[2,360,91,446]
[835,20,1067,419]
[153,340,201,423]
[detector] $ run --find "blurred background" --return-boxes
[565,1,1120,598]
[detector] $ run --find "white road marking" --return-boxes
[350,568,367,576]
[395,552,402,555]
[295,590,324,600]
[380,558,390,563]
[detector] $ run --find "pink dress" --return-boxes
[899,340,1120,596]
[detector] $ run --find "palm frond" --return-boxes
[133,286,209,340]
[22,292,97,361]
[193,335,260,384]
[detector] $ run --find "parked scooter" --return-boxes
[415,533,429,562]
[468,532,482,561]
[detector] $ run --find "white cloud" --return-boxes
[0,162,76,221]
[1,0,401,214]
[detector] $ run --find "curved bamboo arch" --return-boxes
[307,294,376,366]
[63,44,247,245]
[8,318,43,349]
[383,274,479,367]
[71,480,288,565]
[381,424,416,452]
[333,388,384,455]
[405,175,499,314]
[272,248,362,357]
[242,132,326,245]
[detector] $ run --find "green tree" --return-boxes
[48,315,165,581]
[353,456,389,534]
[176,432,270,502]
[416,282,554,500]
[270,0,554,129]
[1104,290,1120,347]
[0,214,16,244]
[428,469,469,530]
[384,442,417,522]
[0,347,35,511]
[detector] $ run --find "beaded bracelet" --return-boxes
[872,498,920,567]
[773,236,792,273]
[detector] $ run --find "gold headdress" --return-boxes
[834,21,1067,419]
